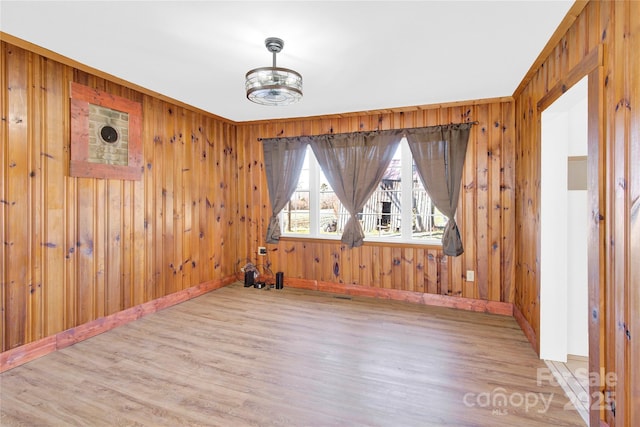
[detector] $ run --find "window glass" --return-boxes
[280,138,443,245]
[282,148,310,234]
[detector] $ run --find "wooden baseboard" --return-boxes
[0,275,237,373]
[284,278,514,316]
[513,304,538,353]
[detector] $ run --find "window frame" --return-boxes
[279,139,444,246]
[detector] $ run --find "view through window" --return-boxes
[281,138,446,243]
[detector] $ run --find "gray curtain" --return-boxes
[405,123,472,256]
[262,137,309,243]
[309,130,402,248]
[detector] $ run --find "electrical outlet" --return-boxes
[466,270,475,282]
[258,246,267,256]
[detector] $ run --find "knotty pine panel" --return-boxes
[513,1,639,425]
[1,41,238,352]
[236,100,515,303]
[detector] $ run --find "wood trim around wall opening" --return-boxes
[533,44,604,427]
[537,45,603,113]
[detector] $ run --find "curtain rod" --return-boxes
[256,121,479,141]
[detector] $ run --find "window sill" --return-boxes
[279,235,443,250]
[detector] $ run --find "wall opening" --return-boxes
[540,76,589,362]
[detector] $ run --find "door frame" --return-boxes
[537,45,604,426]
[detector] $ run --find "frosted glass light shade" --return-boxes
[245,66,303,106]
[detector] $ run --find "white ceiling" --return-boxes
[1,1,574,122]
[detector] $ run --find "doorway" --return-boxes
[540,76,589,362]
[540,76,590,425]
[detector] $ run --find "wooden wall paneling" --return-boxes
[629,2,640,423]
[174,110,186,291]
[106,179,123,315]
[513,94,528,339]
[249,125,259,268]
[76,177,96,325]
[586,1,600,52]
[240,100,513,303]
[183,114,196,289]
[5,44,29,350]
[462,107,476,300]
[2,39,242,357]
[143,97,157,304]
[312,243,323,283]
[588,61,606,427]
[308,241,319,284]
[29,52,44,343]
[228,123,240,279]
[390,246,401,290]
[513,1,640,424]
[501,100,515,303]
[307,242,319,283]
[405,248,416,293]
[64,147,78,331]
[229,124,241,279]
[116,86,139,309]
[475,104,490,300]
[565,12,579,72]
[210,118,221,276]
[221,121,234,277]
[380,246,391,289]
[251,124,263,266]
[153,101,166,300]
[252,124,266,263]
[213,119,222,277]
[611,1,630,422]
[489,102,503,302]
[323,242,334,285]
[601,2,617,425]
[0,43,7,350]
[121,175,133,308]
[176,108,187,288]
[252,124,263,266]
[358,244,370,287]
[42,57,67,336]
[163,106,176,295]
[168,106,179,289]
[529,70,542,349]
[233,126,245,275]
[519,80,533,340]
[425,249,438,294]
[201,116,213,282]
[449,106,464,298]
[414,247,424,294]
[370,245,381,288]
[213,120,225,278]
[195,113,208,281]
[93,165,105,319]
[328,243,339,285]
[132,133,146,306]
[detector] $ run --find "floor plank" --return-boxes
[0,283,585,426]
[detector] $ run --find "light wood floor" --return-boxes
[1,283,585,426]
[545,356,590,425]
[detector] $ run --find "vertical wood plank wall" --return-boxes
[236,100,515,304]
[3,1,639,422]
[1,42,238,352]
[513,1,639,425]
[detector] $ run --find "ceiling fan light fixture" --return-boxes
[245,37,303,106]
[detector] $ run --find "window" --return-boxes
[281,138,446,244]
